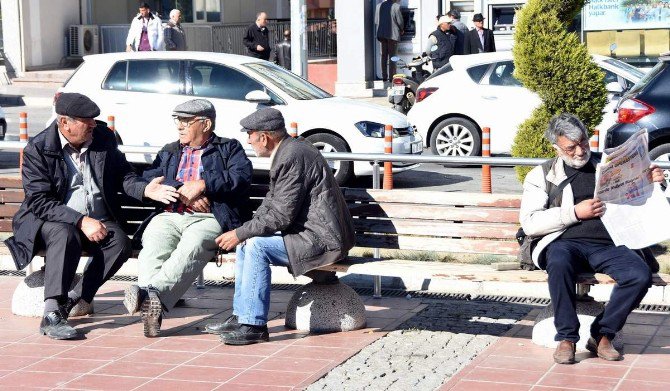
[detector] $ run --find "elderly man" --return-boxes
[520,113,663,364]
[243,11,270,60]
[5,93,178,340]
[463,13,496,54]
[209,108,355,345]
[426,15,456,70]
[126,2,164,52]
[164,9,187,51]
[123,99,253,337]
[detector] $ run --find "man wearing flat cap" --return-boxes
[123,98,253,337]
[463,13,496,54]
[209,107,355,345]
[5,93,179,340]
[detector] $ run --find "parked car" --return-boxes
[604,52,670,179]
[51,51,422,184]
[408,51,645,157]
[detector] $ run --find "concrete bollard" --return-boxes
[19,112,28,169]
[590,129,599,152]
[289,122,298,137]
[107,115,115,132]
[481,126,491,194]
[383,124,393,190]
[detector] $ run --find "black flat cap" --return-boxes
[473,13,485,22]
[55,93,100,119]
[240,108,285,132]
[172,99,216,119]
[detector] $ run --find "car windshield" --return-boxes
[244,63,332,100]
[626,60,666,96]
[603,58,645,79]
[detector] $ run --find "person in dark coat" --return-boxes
[375,0,404,82]
[463,13,496,54]
[427,15,457,70]
[164,9,187,51]
[5,93,179,340]
[122,99,253,338]
[243,11,271,60]
[208,108,356,345]
[447,9,468,55]
[273,29,291,70]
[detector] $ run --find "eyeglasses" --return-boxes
[555,139,589,154]
[173,117,204,127]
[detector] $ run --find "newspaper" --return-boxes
[595,129,670,248]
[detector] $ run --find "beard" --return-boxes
[563,149,591,169]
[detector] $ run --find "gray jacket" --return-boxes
[164,21,186,51]
[376,0,404,41]
[236,137,356,277]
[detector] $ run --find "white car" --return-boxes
[407,51,645,157]
[0,105,6,140]
[53,51,422,184]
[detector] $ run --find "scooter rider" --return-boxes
[426,15,456,70]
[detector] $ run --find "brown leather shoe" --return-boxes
[587,335,622,361]
[553,340,576,364]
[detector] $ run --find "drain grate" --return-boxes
[635,303,670,312]
[474,295,551,305]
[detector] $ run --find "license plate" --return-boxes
[411,141,422,154]
[392,85,405,96]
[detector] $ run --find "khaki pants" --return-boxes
[137,212,221,309]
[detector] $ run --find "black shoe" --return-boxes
[40,311,78,340]
[141,289,163,338]
[123,284,148,315]
[221,324,269,346]
[204,314,240,335]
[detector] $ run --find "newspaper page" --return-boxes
[595,129,670,248]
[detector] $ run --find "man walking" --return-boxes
[273,29,291,70]
[463,13,496,54]
[124,99,252,337]
[164,9,187,51]
[447,10,468,55]
[208,108,355,345]
[375,0,404,83]
[5,93,178,340]
[243,11,271,60]
[126,2,164,51]
[426,15,456,70]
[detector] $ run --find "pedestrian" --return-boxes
[207,108,356,345]
[447,9,468,55]
[243,11,271,61]
[375,0,404,84]
[5,93,179,340]
[164,9,187,51]
[123,99,252,338]
[463,13,496,54]
[273,29,291,70]
[519,113,664,364]
[126,2,164,51]
[426,15,456,70]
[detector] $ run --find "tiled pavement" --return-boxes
[0,274,668,390]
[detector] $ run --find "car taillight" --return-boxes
[53,92,62,106]
[392,77,404,86]
[416,87,438,103]
[617,98,655,124]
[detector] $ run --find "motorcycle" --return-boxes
[388,54,432,114]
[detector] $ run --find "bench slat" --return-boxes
[356,234,519,255]
[0,190,24,203]
[354,219,518,239]
[349,203,519,223]
[0,176,23,189]
[342,188,522,207]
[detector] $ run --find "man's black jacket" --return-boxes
[243,23,270,60]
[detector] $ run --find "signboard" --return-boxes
[584,0,670,31]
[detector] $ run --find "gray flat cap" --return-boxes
[172,99,216,119]
[240,108,285,132]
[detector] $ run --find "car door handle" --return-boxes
[481,95,498,100]
[114,102,128,105]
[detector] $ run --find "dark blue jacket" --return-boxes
[135,135,253,243]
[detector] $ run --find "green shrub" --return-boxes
[511,0,608,182]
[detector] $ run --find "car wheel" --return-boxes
[649,144,670,182]
[430,118,481,159]
[305,133,353,185]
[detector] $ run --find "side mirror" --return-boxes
[606,81,624,94]
[390,56,400,62]
[245,90,272,104]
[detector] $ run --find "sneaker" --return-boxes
[123,284,148,315]
[141,289,163,338]
[221,324,269,346]
[40,311,78,340]
[204,314,240,335]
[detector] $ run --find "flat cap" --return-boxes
[240,108,285,132]
[172,99,216,119]
[473,13,485,22]
[55,93,100,119]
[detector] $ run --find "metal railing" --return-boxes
[99,19,337,58]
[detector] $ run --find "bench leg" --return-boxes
[196,271,205,289]
[373,275,382,299]
[25,262,35,277]
[576,283,595,302]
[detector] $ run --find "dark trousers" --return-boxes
[379,38,398,81]
[544,239,652,342]
[40,221,132,303]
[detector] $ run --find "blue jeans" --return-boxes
[544,239,652,343]
[233,235,289,326]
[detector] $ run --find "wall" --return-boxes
[92,0,133,25]
[21,0,80,70]
[222,0,289,24]
[1,0,23,76]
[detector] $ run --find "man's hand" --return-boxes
[78,216,108,242]
[144,176,179,204]
[126,45,133,52]
[190,195,211,213]
[574,198,605,220]
[216,230,241,251]
[649,164,665,183]
[178,180,206,205]
[256,45,265,51]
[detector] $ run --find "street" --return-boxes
[0,82,522,193]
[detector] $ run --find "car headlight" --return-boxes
[355,121,400,138]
